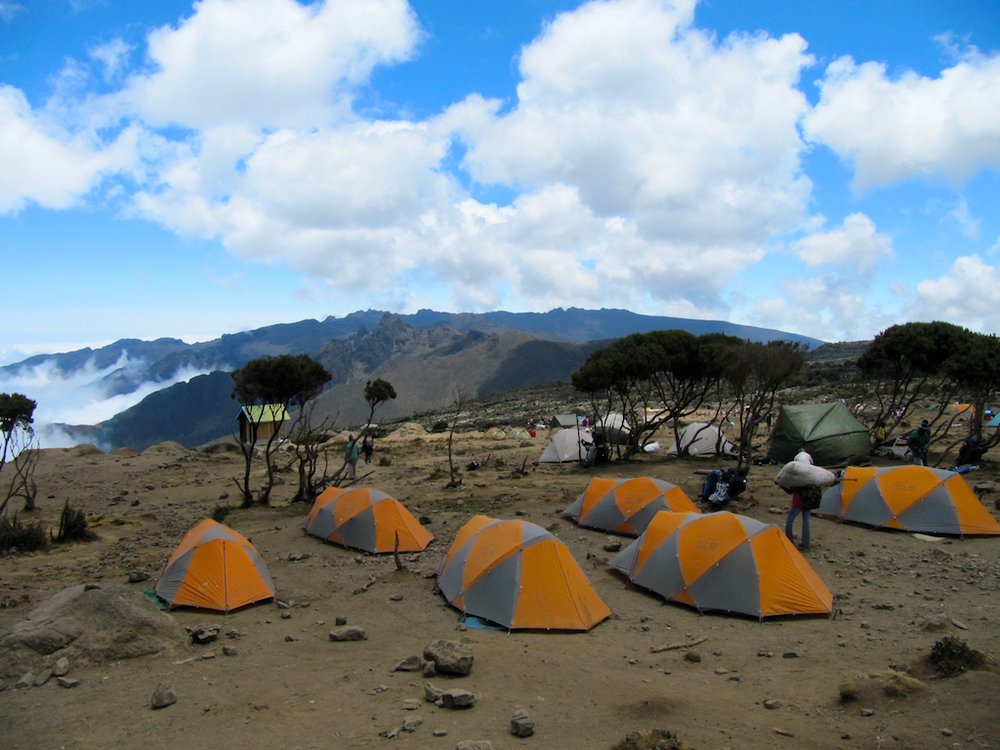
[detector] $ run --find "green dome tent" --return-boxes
[766,402,869,467]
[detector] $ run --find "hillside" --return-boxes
[11,308,828,451]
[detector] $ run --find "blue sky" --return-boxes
[2,0,1000,364]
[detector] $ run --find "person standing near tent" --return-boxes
[362,431,375,464]
[780,450,825,552]
[906,420,932,466]
[345,434,360,480]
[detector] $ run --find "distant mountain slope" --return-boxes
[4,308,829,451]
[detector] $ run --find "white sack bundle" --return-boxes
[775,460,837,489]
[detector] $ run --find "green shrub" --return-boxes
[0,513,49,553]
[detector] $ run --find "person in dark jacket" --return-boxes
[906,420,932,466]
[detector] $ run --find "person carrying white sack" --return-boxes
[775,449,836,551]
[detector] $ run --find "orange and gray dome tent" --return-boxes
[437,515,612,631]
[817,465,1000,536]
[305,486,434,553]
[563,476,699,536]
[155,518,276,612]
[612,511,833,619]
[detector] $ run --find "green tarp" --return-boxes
[766,402,869,467]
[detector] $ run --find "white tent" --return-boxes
[539,427,593,463]
[596,412,631,445]
[666,422,737,457]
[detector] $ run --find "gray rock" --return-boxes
[329,626,367,642]
[51,656,70,677]
[222,646,239,657]
[425,683,444,702]
[16,672,34,689]
[441,688,476,709]
[603,537,622,552]
[454,742,492,750]
[151,681,177,709]
[393,655,424,672]
[510,708,535,737]
[33,669,52,687]
[402,716,423,732]
[127,571,150,584]
[57,677,79,688]
[402,698,421,711]
[422,660,437,677]
[424,639,473,676]
[335,616,348,626]
[683,651,701,663]
[764,698,782,709]
[187,624,221,644]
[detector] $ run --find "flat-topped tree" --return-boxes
[231,354,331,506]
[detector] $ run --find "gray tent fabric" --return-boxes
[666,422,737,457]
[539,427,592,462]
[816,465,1000,536]
[766,402,869,466]
[595,412,630,444]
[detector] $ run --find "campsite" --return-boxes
[2,409,1000,749]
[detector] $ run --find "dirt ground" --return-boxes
[1,426,999,750]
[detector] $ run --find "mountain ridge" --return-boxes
[4,308,828,451]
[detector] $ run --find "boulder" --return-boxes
[423,639,473,676]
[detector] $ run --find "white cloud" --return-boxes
[89,38,133,83]
[0,2,24,23]
[456,0,815,246]
[912,255,1000,331]
[804,49,1000,190]
[944,197,980,241]
[0,352,215,447]
[120,0,421,130]
[0,85,138,213]
[791,213,893,276]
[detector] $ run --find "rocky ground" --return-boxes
[1,423,999,750]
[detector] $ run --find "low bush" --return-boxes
[53,501,97,544]
[0,513,49,553]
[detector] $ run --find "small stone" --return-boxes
[453,741,493,750]
[432,729,448,737]
[860,708,874,717]
[335,616,348,626]
[127,571,150,584]
[424,639,473,676]
[764,699,782,709]
[603,537,622,552]
[402,698,421,711]
[683,651,701,663]
[941,728,953,737]
[402,716,423,732]
[51,657,70,677]
[151,682,177,709]
[394,655,424,672]
[510,708,535,737]
[422,660,437,678]
[441,688,476,709]
[284,635,297,642]
[15,672,34,689]
[33,669,52,687]
[187,624,221,644]
[389,593,404,601]
[280,611,292,619]
[714,667,729,675]
[222,646,239,657]
[774,728,793,737]
[329,626,367,642]
[781,651,799,659]
[424,683,444,703]
[57,677,79,689]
